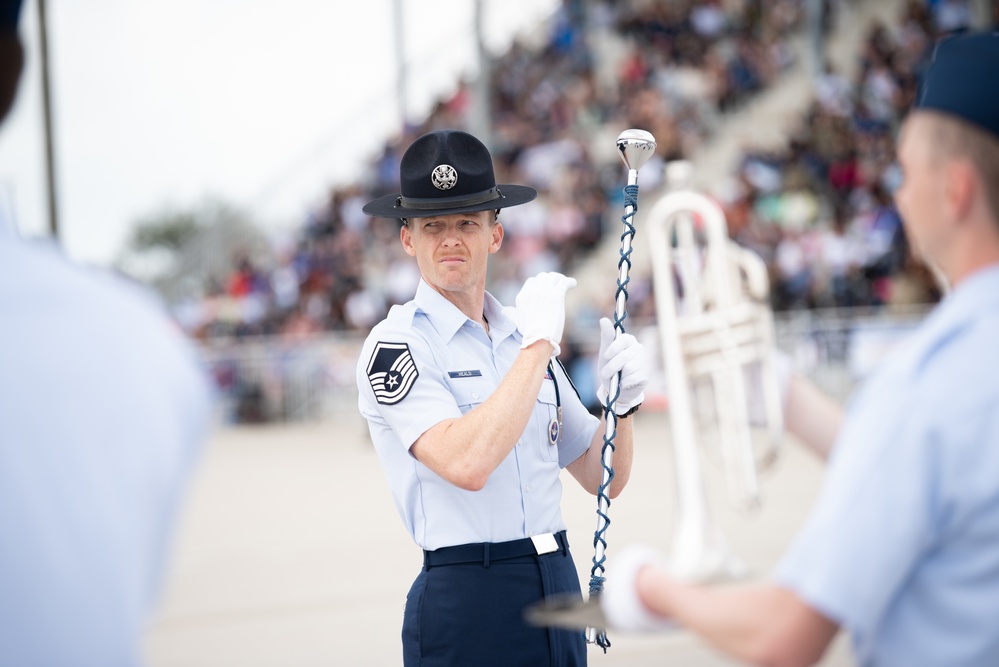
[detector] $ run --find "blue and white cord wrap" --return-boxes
[586,182,640,652]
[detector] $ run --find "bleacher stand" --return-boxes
[186,0,988,423]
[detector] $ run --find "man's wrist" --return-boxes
[596,385,644,417]
[618,403,642,418]
[521,336,557,358]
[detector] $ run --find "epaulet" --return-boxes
[366,301,418,342]
[385,301,417,325]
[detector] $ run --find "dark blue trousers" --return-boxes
[402,539,587,666]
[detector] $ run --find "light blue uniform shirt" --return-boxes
[0,236,213,667]
[357,279,600,551]
[776,266,999,667]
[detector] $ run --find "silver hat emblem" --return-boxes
[431,164,458,190]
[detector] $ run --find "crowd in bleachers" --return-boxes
[717,0,979,313]
[177,0,813,340]
[177,0,990,343]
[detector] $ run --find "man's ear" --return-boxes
[489,222,504,254]
[945,157,976,223]
[400,223,417,257]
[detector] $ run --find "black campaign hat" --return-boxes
[915,31,999,141]
[363,129,537,219]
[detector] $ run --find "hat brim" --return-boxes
[362,184,538,219]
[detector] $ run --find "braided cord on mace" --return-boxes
[586,129,657,650]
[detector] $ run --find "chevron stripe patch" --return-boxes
[366,342,419,406]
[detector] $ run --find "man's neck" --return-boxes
[431,283,487,329]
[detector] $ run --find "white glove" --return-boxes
[596,317,648,415]
[514,272,577,357]
[602,544,676,633]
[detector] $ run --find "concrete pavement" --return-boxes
[145,411,855,666]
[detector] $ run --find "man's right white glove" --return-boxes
[515,272,577,357]
[596,317,649,415]
[602,544,676,632]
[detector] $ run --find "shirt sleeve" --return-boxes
[774,382,935,637]
[357,324,462,452]
[552,358,600,467]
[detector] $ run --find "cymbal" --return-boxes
[522,594,608,632]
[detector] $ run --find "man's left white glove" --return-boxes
[596,317,649,416]
[514,272,577,357]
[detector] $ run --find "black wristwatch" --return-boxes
[618,403,642,418]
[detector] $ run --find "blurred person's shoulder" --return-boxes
[0,236,208,381]
[1,235,171,323]
[894,270,999,417]
[2,235,214,423]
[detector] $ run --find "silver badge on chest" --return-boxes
[548,408,562,446]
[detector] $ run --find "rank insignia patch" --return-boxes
[367,342,419,405]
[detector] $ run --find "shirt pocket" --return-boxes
[449,378,491,415]
[536,380,560,463]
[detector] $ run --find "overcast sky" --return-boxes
[0,0,558,267]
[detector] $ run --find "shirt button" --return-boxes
[526,485,531,493]
[472,393,480,399]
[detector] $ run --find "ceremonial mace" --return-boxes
[586,128,657,649]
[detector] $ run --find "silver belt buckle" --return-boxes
[530,533,559,555]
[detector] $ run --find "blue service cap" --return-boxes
[916,31,999,141]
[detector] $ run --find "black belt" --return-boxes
[423,530,569,569]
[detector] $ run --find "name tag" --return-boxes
[448,370,482,378]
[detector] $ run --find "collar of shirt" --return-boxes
[911,264,999,355]
[413,279,517,344]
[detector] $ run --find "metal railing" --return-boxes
[197,305,932,425]
[199,332,367,425]
[771,305,930,402]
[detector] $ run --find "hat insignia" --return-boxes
[431,164,458,190]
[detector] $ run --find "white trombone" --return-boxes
[647,160,784,582]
